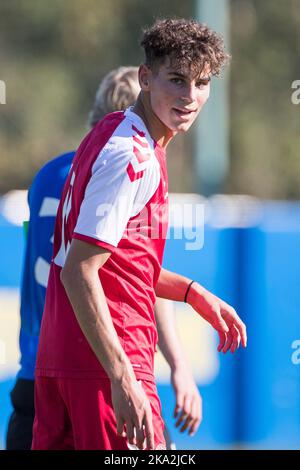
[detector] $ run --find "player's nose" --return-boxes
[181,83,197,103]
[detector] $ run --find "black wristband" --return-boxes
[184,280,195,303]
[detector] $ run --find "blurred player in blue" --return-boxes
[6,66,202,449]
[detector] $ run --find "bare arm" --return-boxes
[155,298,202,436]
[155,298,186,370]
[156,268,247,354]
[60,239,154,449]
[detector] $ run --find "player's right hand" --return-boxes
[171,364,202,436]
[111,378,154,450]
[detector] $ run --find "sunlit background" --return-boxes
[0,0,300,450]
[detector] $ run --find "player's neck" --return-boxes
[132,93,176,149]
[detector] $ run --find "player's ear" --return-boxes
[139,64,151,91]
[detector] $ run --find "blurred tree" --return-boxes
[0,0,191,193]
[0,0,300,199]
[229,0,300,199]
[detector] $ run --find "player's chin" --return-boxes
[173,121,195,133]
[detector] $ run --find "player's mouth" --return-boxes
[172,107,197,120]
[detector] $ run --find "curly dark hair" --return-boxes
[140,18,230,77]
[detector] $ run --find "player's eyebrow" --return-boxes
[167,72,187,78]
[167,71,211,83]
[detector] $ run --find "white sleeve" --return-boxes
[73,148,160,249]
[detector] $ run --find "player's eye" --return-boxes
[196,79,210,88]
[171,78,184,85]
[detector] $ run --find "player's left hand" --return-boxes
[171,364,202,436]
[188,283,247,353]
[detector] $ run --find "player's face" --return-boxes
[147,60,211,133]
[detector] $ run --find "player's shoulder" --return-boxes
[94,108,159,174]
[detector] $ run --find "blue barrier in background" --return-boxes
[0,379,14,449]
[162,226,241,448]
[0,219,24,287]
[238,203,300,449]
[0,201,299,449]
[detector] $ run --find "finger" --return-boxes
[227,324,238,353]
[126,421,135,446]
[175,411,187,428]
[175,396,191,427]
[230,325,241,353]
[193,395,202,426]
[116,417,126,438]
[222,330,233,353]
[183,395,192,418]
[218,331,227,352]
[230,334,240,353]
[175,408,191,428]
[189,417,201,436]
[235,320,247,348]
[143,408,154,450]
[180,415,193,433]
[185,396,202,435]
[135,423,146,450]
[174,392,184,418]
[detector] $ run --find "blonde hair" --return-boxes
[88,66,139,128]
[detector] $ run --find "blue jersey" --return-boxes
[18,151,74,379]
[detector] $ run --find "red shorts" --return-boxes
[32,377,166,450]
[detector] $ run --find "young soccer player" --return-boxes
[7,65,200,449]
[32,18,247,450]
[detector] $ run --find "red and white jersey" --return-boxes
[36,108,169,381]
